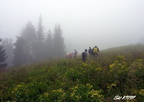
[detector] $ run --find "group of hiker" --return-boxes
[65,46,99,63]
[65,49,78,59]
[82,46,99,63]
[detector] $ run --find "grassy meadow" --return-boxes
[0,44,144,102]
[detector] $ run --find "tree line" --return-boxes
[0,16,66,69]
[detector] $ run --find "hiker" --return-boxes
[82,49,87,63]
[65,54,69,59]
[69,52,74,59]
[74,49,78,58]
[92,46,99,57]
[88,47,93,57]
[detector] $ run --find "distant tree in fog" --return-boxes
[45,30,53,58]
[2,38,14,67]
[0,39,7,69]
[37,16,45,44]
[13,22,37,66]
[35,16,45,60]
[21,21,37,62]
[13,37,25,66]
[12,16,67,66]
[53,24,66,57]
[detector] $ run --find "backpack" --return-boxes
[93,48,98,53]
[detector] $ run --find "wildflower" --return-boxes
[44,92,49,96]
[17,84,23,88]
[52,88,63,93]
[71,92,75,97]
[76,95,81,99]
[86,83,93,89]
[74,86,78,89]
[109,63,115,69]
[95,67,102,71]
[88,89,103,98]
[82,63,88,67]
[107,83,116,89]
[61,93,66,99]
[139,89,144,96]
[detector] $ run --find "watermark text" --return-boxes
[113,95,136,100]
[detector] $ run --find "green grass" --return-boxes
[0,44,144,102]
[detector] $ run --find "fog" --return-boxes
[0,0,144,53]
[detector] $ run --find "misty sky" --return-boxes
[0,0,144,53]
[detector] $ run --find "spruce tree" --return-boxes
[21,21,36,62]
[2,38,14,67]
[53,24,66,57]
[37,16,45,44]
[13,37,25,66]
[35,16,45,60]
[45,30,53,58]
[0,39,7,69]
[13,22,37,66]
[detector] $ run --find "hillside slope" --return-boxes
[0,44,144,102]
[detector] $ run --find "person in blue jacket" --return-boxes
[82,49,87,63]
